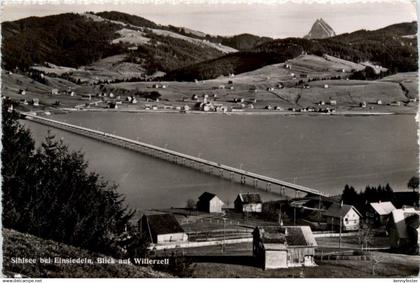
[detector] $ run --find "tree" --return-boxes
[342,184,358,206]
[407,176,419,192]
[2,108,136,256]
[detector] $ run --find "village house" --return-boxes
[253,225,317,269]
[322,202,361,231]
[196,192,224,213]
[51,88,59,95]
[141,214,188,244]
[387,207,420,255]
[367,201,396,226]
[234,193,262,213]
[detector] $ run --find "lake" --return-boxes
[23,112,419,211]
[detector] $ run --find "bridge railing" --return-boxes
[22,113,329,197]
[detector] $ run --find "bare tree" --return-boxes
[371,253,385,276]
[358,224,373,251]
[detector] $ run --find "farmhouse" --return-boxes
[235,193,262,213]
[253,226,317,269]
[322,203,361,231]
[141,214,188,244]
[367,201,396,226]
[196,192,224,213]
[387,207,420,255]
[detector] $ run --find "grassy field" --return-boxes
[2,229,171,278]
[191,251,419,278]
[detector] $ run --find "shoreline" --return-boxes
[54,107,415,117]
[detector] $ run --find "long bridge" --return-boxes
[22,113,329,198]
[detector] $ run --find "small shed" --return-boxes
[141,214,188,244]
[235,193,262,213]
[253,225,317,269]
[322,203,361,231]
[367,201,396,226]
[197,192,224,213]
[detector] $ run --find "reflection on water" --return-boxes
[23,112,418,210]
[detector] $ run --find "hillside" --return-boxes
[167,22,417,81]
[2,229,171,278]
[1,12,230,75]
[1,13,123,71]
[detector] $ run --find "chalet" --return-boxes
[18,89,26,95]
[387,208,420,255]
[360,101,367,108]
[329,100,337,106]
[51,89,59,95]
[253,226,317,269]
[323,84,329,89]
[196,192,224,213]
[322,203,361,231]
[235,193,262,213]
[377,100,383,105]
[367,201,396,226]
[141,214,188,244]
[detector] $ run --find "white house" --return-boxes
[322,203,362,231]
[253,225,317,269]
[196,192,224,213]
[141,214,188,244]
[235,193,262,213]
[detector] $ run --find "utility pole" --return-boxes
[293,207,296,226]
[339,216,342,250]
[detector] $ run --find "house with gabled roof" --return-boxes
[196,192,224,213]
[253,225,317,269]
[367,201,396,226]
[322,202,361,231]
[234,193,262,213]
[141,214,188,244]
[387,207,420,255]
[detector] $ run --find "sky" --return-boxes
[1,0,417,38]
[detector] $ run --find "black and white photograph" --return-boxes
[1,0,419,279]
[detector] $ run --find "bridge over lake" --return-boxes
[22,113,329,198]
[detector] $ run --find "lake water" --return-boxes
[24,112,419,211]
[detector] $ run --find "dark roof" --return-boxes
[323,203,361,218]
[237,193,262,204]
[254,226,317,247]
[144,214,185,235]
[198,192,217,202]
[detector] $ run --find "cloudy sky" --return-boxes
[2,0,417,38]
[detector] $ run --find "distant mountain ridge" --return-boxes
[1,11,417,82]
[304,18,336,39]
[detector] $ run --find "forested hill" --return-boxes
[166,21,418,81]
[1,13,123,70]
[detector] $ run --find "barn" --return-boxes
[141,214,188,244]
[196,192,224,213]
[253,225,317,269]
[367,201,396,226]
[234,193,262,213]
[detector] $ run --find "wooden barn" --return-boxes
[141,214,188,244]
[322,202,361,231]
[253,225,317,269]
[367,201,396,226]
[196,192,224,213]
[235,193,262,213]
